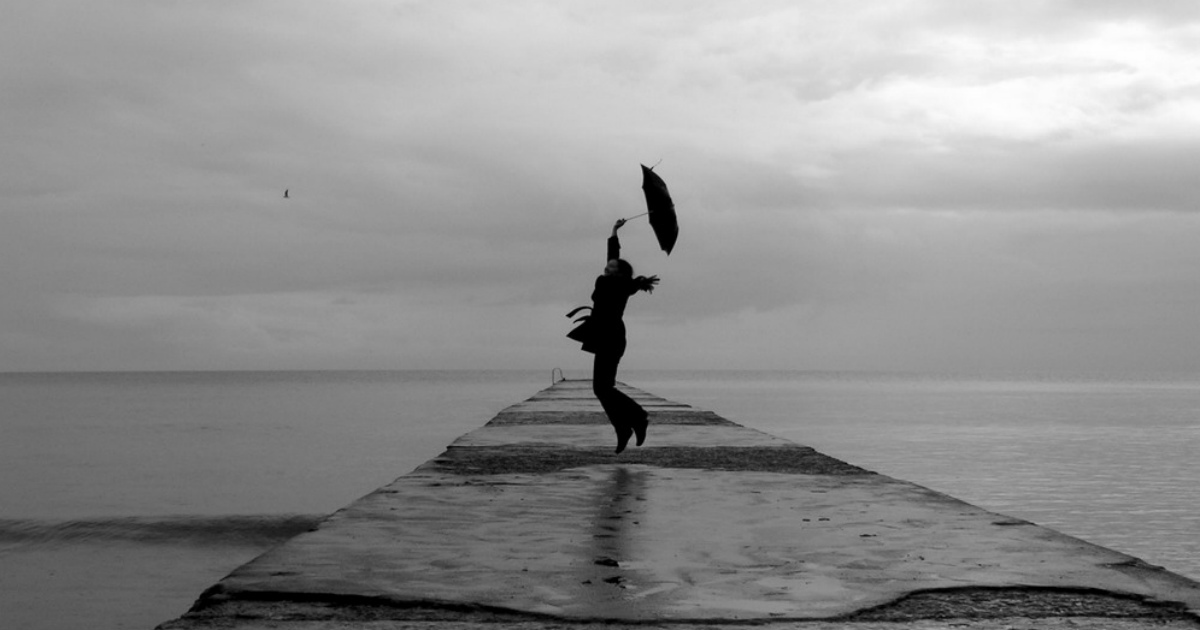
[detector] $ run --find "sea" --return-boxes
[1,369,1198,629]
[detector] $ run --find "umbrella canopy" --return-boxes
[640,164,678,255]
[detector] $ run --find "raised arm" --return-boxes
[608,218,626,261]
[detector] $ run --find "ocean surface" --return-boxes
[1,369,1198,629]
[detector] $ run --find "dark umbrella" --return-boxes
[632,164,679,255]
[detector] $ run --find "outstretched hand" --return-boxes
[612,218,627,234]
[636,274,660,293]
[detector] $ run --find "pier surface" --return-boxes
[161,381,1200,629]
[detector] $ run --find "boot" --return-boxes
[614,426,633,454]
[632,411,649,447]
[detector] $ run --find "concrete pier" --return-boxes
[160,380,1200,629]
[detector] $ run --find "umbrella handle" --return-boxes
[623,212,649,221]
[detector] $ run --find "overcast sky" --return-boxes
[5,1,1200,373]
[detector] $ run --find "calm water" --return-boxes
[1,370,1198,629]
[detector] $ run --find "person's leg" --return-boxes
[600,345,648,446]
[593,350,633,453]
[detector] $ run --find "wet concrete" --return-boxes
[159,380,1200,629]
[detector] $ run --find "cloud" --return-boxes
[5,1,1200,371]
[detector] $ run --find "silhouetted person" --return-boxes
[585,219,659,453]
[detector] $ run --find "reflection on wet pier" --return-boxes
[587,466,647,582]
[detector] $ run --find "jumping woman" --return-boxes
[581,218,659,453]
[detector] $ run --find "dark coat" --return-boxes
[573,236,640,355]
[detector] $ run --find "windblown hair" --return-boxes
[614,258,655,293]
